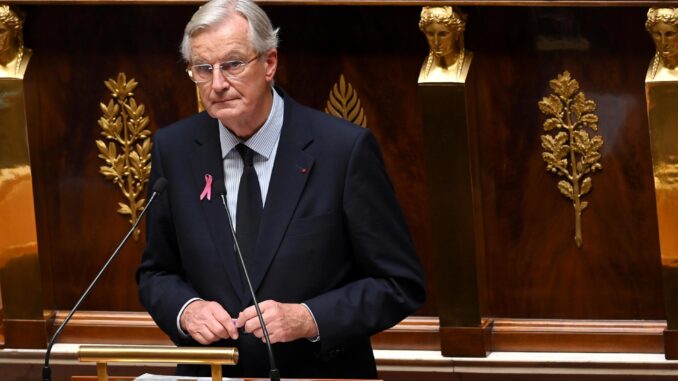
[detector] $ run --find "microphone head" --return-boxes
[212,177,226,196]
[152,177,168,194]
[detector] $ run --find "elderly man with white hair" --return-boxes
[137,0,425,378]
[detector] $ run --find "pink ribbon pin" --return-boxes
[199,174,213,201]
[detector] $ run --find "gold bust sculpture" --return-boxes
[0,5,30,79]
[418,6,470,83]
[646,7,678,81]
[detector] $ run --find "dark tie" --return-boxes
[236,144,262,266]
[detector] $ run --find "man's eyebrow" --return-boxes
[222,52,249,60]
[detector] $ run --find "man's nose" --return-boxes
[211,69,231,91]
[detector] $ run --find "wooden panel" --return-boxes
[21,4,439,316]
[492,319,665,353]
[9,2,668,353]
[468,6,664,320]
[5,1,678,6]
[440,319,492,357]
[2,318,51,349]
[22,4,207,312]
[47,312,664,354]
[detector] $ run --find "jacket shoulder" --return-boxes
[153,111,215,145]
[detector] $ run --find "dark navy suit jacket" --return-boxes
[137,90,425,379]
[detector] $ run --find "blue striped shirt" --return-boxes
[218,89,284,229]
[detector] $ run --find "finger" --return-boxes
[245,302,279,334]
[243,314,262,334]
[267,330,280,344]
[191,330,210,345]
[236,304,259,328]
[202,317,231,340]
[210,306,238,339]
[241,309,265,333]
[251,326,263,339]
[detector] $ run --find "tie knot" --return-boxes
[236,144,255,167]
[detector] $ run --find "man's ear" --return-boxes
[264,48,278,82]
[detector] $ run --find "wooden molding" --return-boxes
[492,319,666,353]
[0,0,675,6]
[3,318,51,349]
[372,316,440,350]
[664,329,678,359]
[37,312,667,355]
[440,319,493,357]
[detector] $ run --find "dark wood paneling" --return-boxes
[492,319,665,353]
[23,4,205,312]
[466,7,664,320]
[2,318,51,349]
[22,4,439,315]
[15,3,668,350]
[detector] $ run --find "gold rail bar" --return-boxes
[78,345,239,364]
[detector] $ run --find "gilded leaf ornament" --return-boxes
[96,72,152,240]
[538,71,603,248]
[325,74,367,128]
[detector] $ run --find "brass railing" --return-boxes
[78,345,239,381]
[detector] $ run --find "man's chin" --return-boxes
[210,109,244,125]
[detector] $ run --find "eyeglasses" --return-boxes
[187,54,261,83]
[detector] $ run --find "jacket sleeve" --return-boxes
[304,129,426,353]
[136,135,200,346]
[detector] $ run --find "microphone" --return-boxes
[213,180,280,381]
[42,177,168,381]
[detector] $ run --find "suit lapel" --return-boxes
[245,99,314,304]
[190,116,245,303]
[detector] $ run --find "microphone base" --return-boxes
[270,368,280,381]
[42,365,51,381]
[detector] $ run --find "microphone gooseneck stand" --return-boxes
[42,177,168,381]
[217,189,280,381]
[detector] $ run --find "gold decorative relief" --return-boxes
[0,5,31,79]
[96,73,152,240]
[418,6,471,83]
[325,74,367,128]
[645,7,678,81]
[538,71,603,248]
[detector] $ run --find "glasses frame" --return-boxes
[187,54,261,83]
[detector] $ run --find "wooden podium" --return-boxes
[73,345,381,381]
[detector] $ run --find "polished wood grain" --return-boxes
[4,1,678,6]
[45,312,664,354]
[467,6,664,320]
[22,4,205,313]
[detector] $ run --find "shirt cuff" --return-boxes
[176,297,203,338]
[301,302,320,342]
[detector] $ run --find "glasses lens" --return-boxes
[190,64,213,82]
[221,61,247,77]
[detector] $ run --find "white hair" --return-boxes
[180,0,279,62]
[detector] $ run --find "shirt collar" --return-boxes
[219,88,284,160]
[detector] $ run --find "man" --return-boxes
[137,0,425,378]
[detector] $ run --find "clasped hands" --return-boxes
[180,300,318,345]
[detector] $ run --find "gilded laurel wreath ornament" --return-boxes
[325,74,367,128]
[96,73,152,240]
[538,71,603,248]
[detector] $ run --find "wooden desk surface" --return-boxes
[72,377,380,381]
